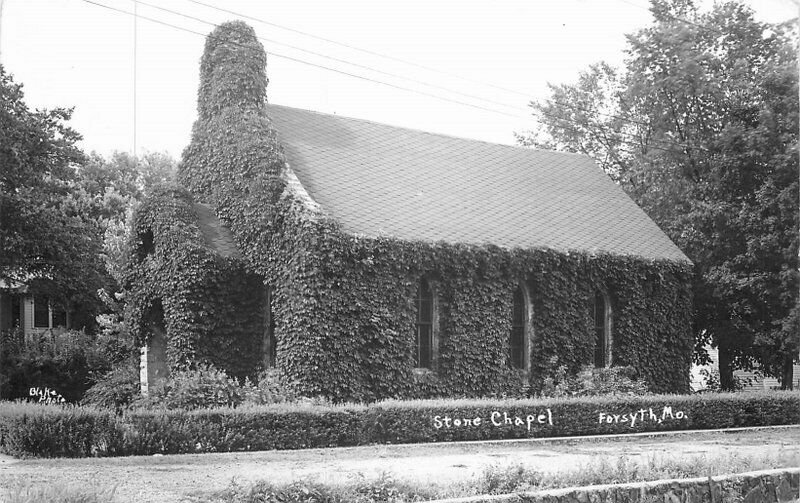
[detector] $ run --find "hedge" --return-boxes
[1,392,798,458]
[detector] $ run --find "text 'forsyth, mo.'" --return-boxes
[598,406,688,427]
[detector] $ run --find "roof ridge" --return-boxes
[265,102,590,159]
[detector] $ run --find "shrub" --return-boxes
[1,392,798,458]
[539,361,650,398]
[81,357,141,410]
[0,402,123,457]
[0,328,130,403]
[84,363,302,411]
[367,391,800,445]
[240,369,297,405]
[116,403,366,455]
[134,363,242,410]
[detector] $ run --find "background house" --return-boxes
[690,345,800,391]
[0,279,71,336]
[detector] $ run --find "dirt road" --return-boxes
[0,426,798,502]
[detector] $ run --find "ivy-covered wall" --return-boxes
[261,220,694,400]
[124,186,265,379]
[123,20,696,401]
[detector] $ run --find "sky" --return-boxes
[1,0,797,159]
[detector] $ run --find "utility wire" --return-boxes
[135,0,685,139]
[78,0,530,120]
[181,0,666,129]
[133,0,524,112]
[80,0,708,154]
[184,0,535,99]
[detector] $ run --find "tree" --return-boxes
[519,0,799,389]
[0,65,105,320]
[75,151,176,284]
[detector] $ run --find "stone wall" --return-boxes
[435,468,799,503]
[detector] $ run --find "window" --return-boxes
[593,290,612,367]
[33,296,49,328]
[32,296,68,329]
[415,279,434,369]
[510,286,527,370]
[11,296,21,328]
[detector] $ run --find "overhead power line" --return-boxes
[183,0,535,99]
[78,0,529,120]
[133,0,524,113]
[179,0,663,130]
[127,0,687,143]
[79,0,708,154]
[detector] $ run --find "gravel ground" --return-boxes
[0,426,798,502]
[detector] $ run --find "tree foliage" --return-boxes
[76,151,176,224]
[77,151,176,285]
[0,64,104,315]
[519,0,799,388]
[1,62,177,332]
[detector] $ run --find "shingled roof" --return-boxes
[266,104,690,263]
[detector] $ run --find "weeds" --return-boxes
[195,450,800,503]
[479,463,542,494]
[200,475,443,503]
[3,481,117,503]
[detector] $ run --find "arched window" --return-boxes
[415,279,434,369]
[510,285,527,370]
[593,290,612,367]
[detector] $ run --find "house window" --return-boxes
[11,296,22,328]
[593,290,612,367]
[415,279,434,369]
[510,285,527,370]
[33,296,50,328]
[32,296,67,329]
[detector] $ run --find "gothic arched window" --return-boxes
[415,279,434,369]
[593,290,612,367]
[510,285,528,370]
